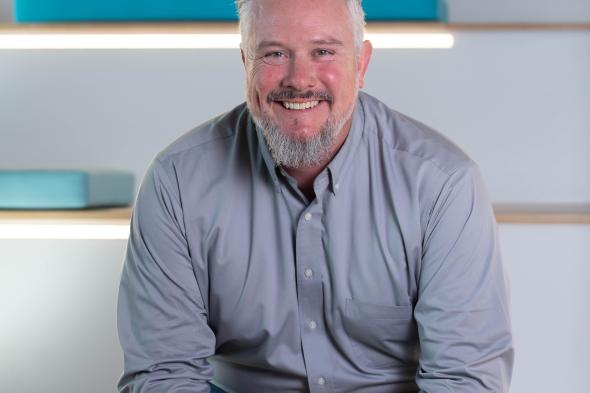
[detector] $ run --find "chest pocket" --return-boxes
[342,298,419,368]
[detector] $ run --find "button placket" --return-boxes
[295,205,333,392]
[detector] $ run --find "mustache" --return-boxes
[267,90,333,103]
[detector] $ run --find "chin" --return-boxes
[277,125,322,141]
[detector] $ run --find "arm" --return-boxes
[117,159,215,393]
[415,164,514,392]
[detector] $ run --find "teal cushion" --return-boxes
[364,0,446,21]
[15,0,239,21]
[14,0,446,22]
[0,170,134,209]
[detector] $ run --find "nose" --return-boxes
[281,55,317,91]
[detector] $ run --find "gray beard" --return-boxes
[252,110,352,169]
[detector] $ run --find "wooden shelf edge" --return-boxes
[493,204,590,225]
[495,212,590,225]
[1,205,589,225]
[0,206,132,224]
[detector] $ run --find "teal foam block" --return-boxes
[364,0,446,21]
[0,170,135,209]
[14,0,239,22]
[14,0,446,22]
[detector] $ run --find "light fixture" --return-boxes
[0,223,130,240]
[366,33,454,49]
[0,33,242,49]
[0,24,454,49]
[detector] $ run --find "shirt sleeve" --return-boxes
[117,158,216,393]
[414,163,514,392]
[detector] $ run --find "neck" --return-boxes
[283,165,324,200]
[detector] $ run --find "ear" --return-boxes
[357,40,373,89]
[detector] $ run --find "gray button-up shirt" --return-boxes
[117,92,514,393]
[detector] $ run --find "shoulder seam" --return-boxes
[156,132,237,163]
[365,124,470,178]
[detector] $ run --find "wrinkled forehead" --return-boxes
[249,0,355,49]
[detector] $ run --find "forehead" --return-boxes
[251,0,354,47]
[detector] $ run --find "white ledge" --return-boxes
[0,204,589,239]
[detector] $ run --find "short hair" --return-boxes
[235,0,366,56]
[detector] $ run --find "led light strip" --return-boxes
[0,33,240,49]
[0,32,454,49]
[0,223,130,240]
[367,33,454,49]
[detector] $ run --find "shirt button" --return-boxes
[334,183,340,190]
[304,212,312,221]
[304,268,313,278]
[317,377,326,385]
[308,320,317,330]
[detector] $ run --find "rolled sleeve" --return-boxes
[117,158,215,393]
[415,164,514,392]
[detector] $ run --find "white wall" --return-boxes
[499,224,590,393]
[367,30,590,204]
[0,49,245,188]
[2,30,589,204]
[0,0,13,22]
[446,0,590,23]
[0,240,127,393]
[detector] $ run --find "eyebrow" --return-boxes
[256,40,284,50]
[311,38,344,46]
[256,38,344,50]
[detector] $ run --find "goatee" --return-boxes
[250,90,353,168]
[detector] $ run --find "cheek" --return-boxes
[250,64,283,96]
[317,63,353,94]
[318,63,340,84]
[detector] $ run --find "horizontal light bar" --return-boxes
[366,33,454,48]
[0,33,453,50]
[0,223,130,239]
[0,33,241,49]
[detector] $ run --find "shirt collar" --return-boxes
[326,95,365,196]
[253,94,366,195]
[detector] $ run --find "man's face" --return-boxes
[242,0,372,168]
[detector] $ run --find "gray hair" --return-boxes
[235,0,366,56]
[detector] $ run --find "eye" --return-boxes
[313,48,336,61]
[260,51,289,65]
[265,51,285,58]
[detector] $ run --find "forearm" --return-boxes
[117,158,216,392]
[415,164,514,391]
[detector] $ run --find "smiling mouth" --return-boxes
[280,100,320,110]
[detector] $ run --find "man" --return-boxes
[117,0,514,392]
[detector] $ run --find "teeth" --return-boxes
[281,100,320,110]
